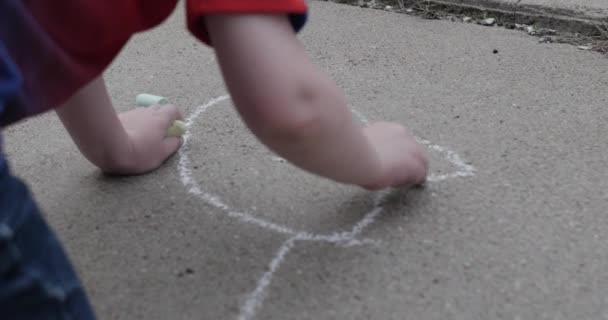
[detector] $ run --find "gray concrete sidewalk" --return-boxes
[4,1,608,319]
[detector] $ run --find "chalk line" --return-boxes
[178,95,300,236]
[349,190,390,236]
[176,96,477,320]
[417,138,476,182]
[351,108,476,183]
[237,190,390,320]
[238,236,299,320]
[179,97,475,237]
[177,95,388,240]
[350,109,369,125]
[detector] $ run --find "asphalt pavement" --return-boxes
[484,0,607,18]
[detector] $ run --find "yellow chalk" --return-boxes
[135,93,185,137]
[167,120,187,137]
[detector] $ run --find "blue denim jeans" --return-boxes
[0,162,96,319]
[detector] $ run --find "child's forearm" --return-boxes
[55,76,132,171]
[256,80,383,186]
[207,15,383,186]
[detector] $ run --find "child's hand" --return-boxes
[362,122,429,190]
[115,104,183,174]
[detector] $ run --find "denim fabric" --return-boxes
[0,163,96,320]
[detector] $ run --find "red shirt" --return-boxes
[0,0,308,126]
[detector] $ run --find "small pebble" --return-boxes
[541,28,557,35]
[526,26,535,34]
[480,18,496,26]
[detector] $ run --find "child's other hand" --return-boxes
[114,104,183,174]
[362,122,429,190]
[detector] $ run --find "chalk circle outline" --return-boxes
[178,96,477,320]
[177,95,476,239]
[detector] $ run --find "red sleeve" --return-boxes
[28,0,178,71]
[9,0,178,118]
[186,0,308,45]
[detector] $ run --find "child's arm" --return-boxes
[55,76,182,174]
[206,14,428,189]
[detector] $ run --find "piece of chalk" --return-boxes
[136,93,168,106]
[134,93,184,136]
[167,120,187,137]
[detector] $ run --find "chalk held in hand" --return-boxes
[136,93,169,106]
[167,120,187,137]
[135,93,186,137]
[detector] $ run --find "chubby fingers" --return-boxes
[149,104,186,137]
[148,104,183,123]
[162,135,183,159]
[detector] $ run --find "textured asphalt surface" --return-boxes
[4,1,608,319]
[441,0,607,18]
[493,0,608,17]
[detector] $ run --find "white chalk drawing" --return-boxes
[177,96,476,320]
